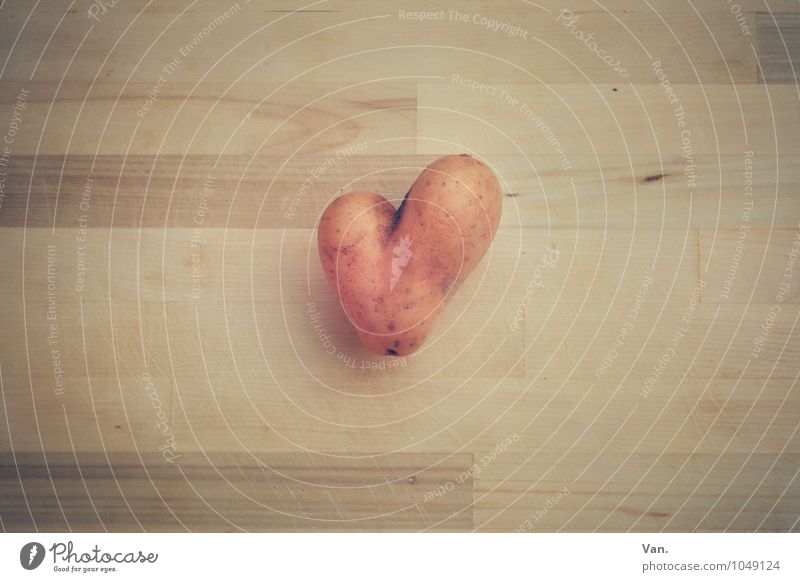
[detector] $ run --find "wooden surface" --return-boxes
[0,0,799,532]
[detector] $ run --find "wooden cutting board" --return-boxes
[0,0,798,531]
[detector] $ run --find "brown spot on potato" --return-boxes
[388,190,411,235]
[388,322,396,331]
[386,349,398,356]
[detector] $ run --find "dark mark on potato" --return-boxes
[388,190,411,236]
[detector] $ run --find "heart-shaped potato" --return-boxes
[317,154,502,356]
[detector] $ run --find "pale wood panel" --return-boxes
[3,364,798,458]
[701,229,800,304]
[525,302,800,381]
[463,378,800,460]
[0,452,472,531]
[1,0,798,533]
[0,81,416,155]
[169,373,521,456]
[758,13,800,84]
[0,371,176,457]
[0,227,525,383]
[0,2,757,84]
[4,0,798,18]
[0,224,706,388]
[494,154,800,231]
[0,225,698,384]
[171,374,800,456]
[515,227,700,303]
[2,154,798,230]
[473,452,800,531]
[418,83,800,156]
[490,374,797,461]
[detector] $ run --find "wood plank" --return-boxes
[757,13,800,84]
[0,451,473,531]
[0,371,177,457]
[1,0,798,534]
[2,154,797,230]
[3,365,798,458]
[168,374,524,455]
[463,377,800,458]
[419,82,800,156]
[0,3,757,84]
[473,452,800,531]
[0,224,699,307]
[701,228,800,304]
[0,81,416,155]
[525,302,800,381]
[0,227,525,383]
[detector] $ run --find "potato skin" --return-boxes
[317,154,501,356]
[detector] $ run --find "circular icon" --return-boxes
[20,542,45,570]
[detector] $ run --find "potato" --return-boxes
[317,154,502,356]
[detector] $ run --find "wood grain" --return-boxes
[1,0,798,532]
[0,3,760,84]
[418,83,800,156]
[474,452,800,532]
[757,13,800,84]
[2,154,798,230]
[0,452,473,531]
